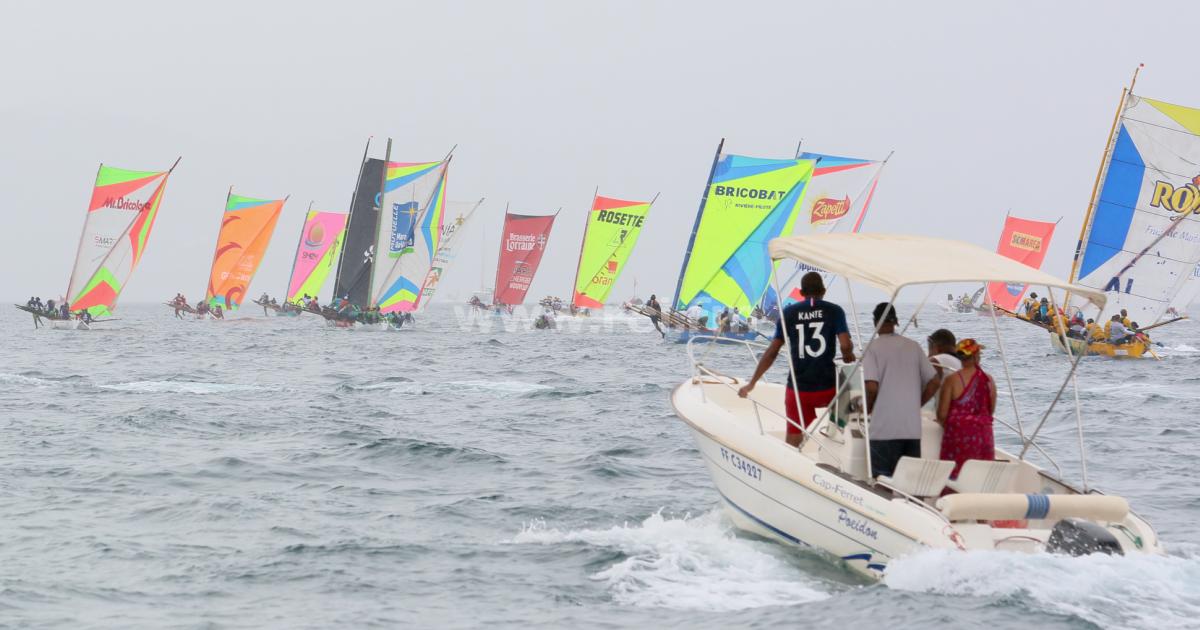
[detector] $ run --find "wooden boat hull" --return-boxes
[1049,333,1149,359]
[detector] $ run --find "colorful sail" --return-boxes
[985,215,1057,311]
[370,159,449,312]
[67,162,176,317]
[572,195,653,309]
[672,148,815,318]
[1168,263,1200,315]
[286,210,348,303]
[494,211,557,306]
[1072,94,1200,324]
[420,199,483,310]
[205,193,285,310]
[778,151,885,303]
[332,157,385,307]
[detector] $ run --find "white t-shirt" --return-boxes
[686,305,704,322]
[863,333,937,441]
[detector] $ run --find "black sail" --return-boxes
[332,157,384,308]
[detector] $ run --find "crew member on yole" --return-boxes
[739,272,854,447]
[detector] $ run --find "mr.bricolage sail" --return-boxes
[774,150,886,305]
[1071,90,1200,325]
[205,191,285,310]
[368,148,450,313]
[286,208,348,304]
[494,209,558,306]
[986,215,1057,311]
[571,193,654,309]
[672,140,815,318]
[67,160,180,317]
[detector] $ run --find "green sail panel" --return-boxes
[673,153,815,318]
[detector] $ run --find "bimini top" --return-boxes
[768,233,1107,310]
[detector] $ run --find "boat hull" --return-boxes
[50,318,90,330]
[671,329,762,344]
[1049,333,1149,359]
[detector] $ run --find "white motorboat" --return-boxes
[672,233,1163,580]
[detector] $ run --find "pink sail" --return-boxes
[287,210,349,302]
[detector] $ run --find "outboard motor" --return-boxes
[1046,518,1124,556]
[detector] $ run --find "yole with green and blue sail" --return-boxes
[667,139,816,343]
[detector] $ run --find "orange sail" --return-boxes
[205,191,285,310]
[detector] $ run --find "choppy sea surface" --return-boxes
[2,302,1198,629]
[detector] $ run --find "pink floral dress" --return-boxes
[939,368,994,478]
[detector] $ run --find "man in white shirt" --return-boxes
[863,303,940,478]
[685,303,706,328]
[926,328,962,378]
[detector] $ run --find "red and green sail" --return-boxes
[67,162,177,316]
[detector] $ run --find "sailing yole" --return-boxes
[420,199,483,308]
[673,141,816,323]
[1062,71,1200,356]
[371,156,451,314]
[204,192,285,311]
[286,209,347,305]
[65,160,179,322]
[494,210,557,307]
[572,194,654,310]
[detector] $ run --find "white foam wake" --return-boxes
[885,548,1200,628]
[0,373,55,387]
[98,380,277,394]
[512,510,830,611]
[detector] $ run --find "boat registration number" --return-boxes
[719,447,762,481]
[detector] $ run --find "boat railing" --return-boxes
[685,335,846,468]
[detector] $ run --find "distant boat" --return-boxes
[325,138,451,330]
[492,207,559,311]
[563,191,656,316]
[1061,68,1200,357]
[419,199,485,309]
[191,189,286,319]
[17,159,179,329]
[667,139,815,341]
[255,205,347,317]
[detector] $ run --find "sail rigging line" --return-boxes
[671,138,725,311]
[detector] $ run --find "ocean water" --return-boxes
[2,303,1198,629]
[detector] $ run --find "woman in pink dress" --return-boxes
[936,338,998,478]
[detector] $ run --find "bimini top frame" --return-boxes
[757,233,1101,491]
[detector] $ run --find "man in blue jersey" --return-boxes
[739,272,855,447]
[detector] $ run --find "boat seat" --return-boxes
[876,456,954,498]
[946,459,1018,494]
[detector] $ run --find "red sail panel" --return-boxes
[493,212,557,306]
[986,215,1057,311]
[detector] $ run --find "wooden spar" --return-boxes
[1068,64,1142,287]
[569,187,599,309]
[1138,316,1187,333]
[366,137,392,308]
[492,203,509,305]
[282,200,314,304]
[332,137,372,300]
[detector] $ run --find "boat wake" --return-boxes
[97,380,279,394]
[511,510,832,611]
[884,548,1200,628]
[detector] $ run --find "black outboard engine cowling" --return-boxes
[1046,518,1124,556]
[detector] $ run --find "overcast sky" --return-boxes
[3,0,1197,307]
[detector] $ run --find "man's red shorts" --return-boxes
[784,387,836,437]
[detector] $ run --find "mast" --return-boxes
[569,186,599,308]
[492,203,509,305]
[283,201,313,302]
[367,137,392,307]
[1069,64,1142,285]
[671,138,725,311]
[332,137,372,299]
[203,186,234,305]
